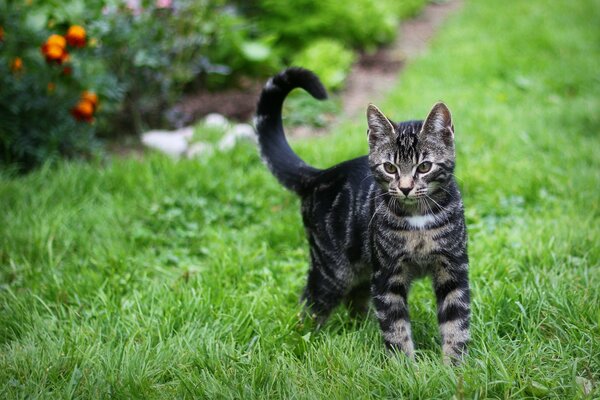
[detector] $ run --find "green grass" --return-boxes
[1,0,599,398]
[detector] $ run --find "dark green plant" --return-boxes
[283,91,341,128]
[92,0,280,134]
[1,0,430,170]
[0,1,109,171]
[249,0,399,55]
[291,39,355,91]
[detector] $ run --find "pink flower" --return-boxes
[155,0,172,8]
[125,0,142,15]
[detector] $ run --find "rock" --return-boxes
[218,123,257,151]
[217,134,237,152]
[141,130,188,157]
[174,126,195,140]
[231,123,257,141]
[186,142,213,158]
[204,113,229,129]
[576,377,593,396]
[141,120,255,157]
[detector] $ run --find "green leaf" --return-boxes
[240,41,272,62]
[25,9,48,31]
[526,380,550,397]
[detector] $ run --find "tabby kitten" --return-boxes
[255,68,470,363]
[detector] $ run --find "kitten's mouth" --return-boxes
[400,197,418,204]
[389,192,419,203]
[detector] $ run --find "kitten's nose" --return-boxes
[399,187,412,196]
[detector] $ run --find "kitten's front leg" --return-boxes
[372,266,415,358]
[433,260,470,364]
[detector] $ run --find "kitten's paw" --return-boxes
[442,343,468,366]
[385,341,416,360]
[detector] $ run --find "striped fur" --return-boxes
[255,68,470,364]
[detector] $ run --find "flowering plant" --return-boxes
[1,0,280,170]
[0,1,115,170]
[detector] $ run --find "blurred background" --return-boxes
[0,0,427,171]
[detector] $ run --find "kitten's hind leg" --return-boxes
[301,247,351,326]
[343,281,371,318]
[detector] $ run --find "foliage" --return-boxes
[393,0,432,19]
[92,0,280,133]
[1,0,599,397]
[0,1,108,171]
[0,0,283,169]
[1,0,430,170]
[250,0,399,53]
[291,39,355,91]
[283,91,341,128]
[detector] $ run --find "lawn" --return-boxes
[1,0,599,398]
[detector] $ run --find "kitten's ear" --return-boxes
[422,102,454,141]
[367,104,395,145]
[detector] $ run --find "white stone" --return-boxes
[218,123,257,151]
[231,123,257,141]
[186,142,213,158]
[217,133,237,151]
[141,130,188,157]
[204,113,229,129]
[174,126,195,140]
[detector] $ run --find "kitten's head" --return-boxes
[366,102,455,203]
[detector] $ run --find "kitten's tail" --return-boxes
[255,67,326,195]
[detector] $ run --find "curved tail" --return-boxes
[255,67,327,195]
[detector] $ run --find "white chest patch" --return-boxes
[404,214,436,229]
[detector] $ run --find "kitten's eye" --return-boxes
[383,162,397,174]
[417,161,432,173]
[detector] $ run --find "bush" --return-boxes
[394,0,431,19]
[93,0,280,134]
[247,0,400,54]
[1,0,429,170]
[0,2,114,171]
[0,0,280,169]
[291,39,355,91]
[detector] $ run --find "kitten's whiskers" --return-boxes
[367,191,389,202]
[437,185,457,200]
[368,201,385,231]
[425,194,451,224]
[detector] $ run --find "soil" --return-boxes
[172,82,264,127]
[163,0,463,135]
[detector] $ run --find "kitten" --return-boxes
[255,68,470,364]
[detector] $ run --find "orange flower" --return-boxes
[81,91,98,109]
[66,25,86,47]
[47,34,66,49]
[11,57,23,72]
[41,34,69,64]
[71,91,99,123]
[62,66,73,76]
[42,43,62,59]
[47,82,56,93]
[71,101,94,122]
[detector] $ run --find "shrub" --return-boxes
[0,0,280,169]
[247,0,399,55]
[291,39,355,91]
[393,0,430,19]
[86,0,280,135]
[1,0,430,170]
[0,2,112,171]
